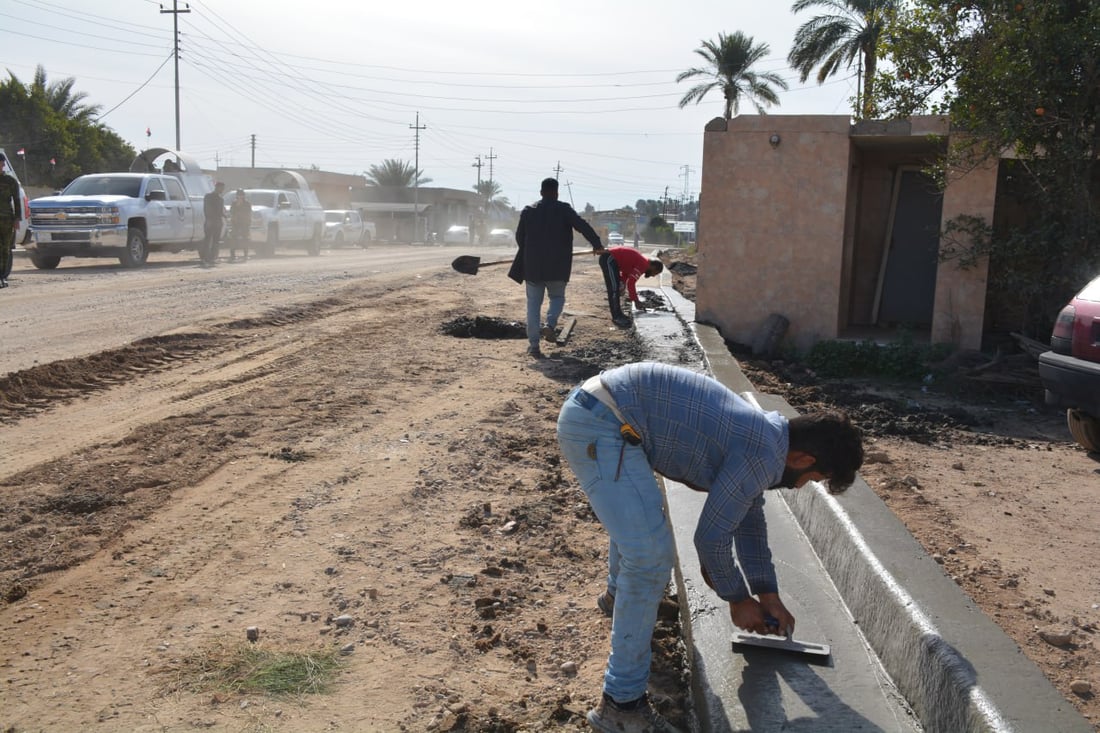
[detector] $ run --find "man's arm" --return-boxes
[566,207,604,250]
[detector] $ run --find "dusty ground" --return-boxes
[1,249,1098,731]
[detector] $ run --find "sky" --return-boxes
[1,0,860,211]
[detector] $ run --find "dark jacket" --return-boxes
[204,190,226,230]
[0,172,20,221]
[509,198,602,284]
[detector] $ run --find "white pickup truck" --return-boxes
[27,148,212,269]
[234,170,325,257]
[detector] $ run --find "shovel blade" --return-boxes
[452,255,481,275]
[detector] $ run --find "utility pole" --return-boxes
[564,180,575,207]
[662,185,669,217]
[410,112,426,242]
[553,161,564,180]
[679,164,695,200]
[159,1,190,150]
[250,134,256,168]
[485,147,497,187]
[472,154,483,189]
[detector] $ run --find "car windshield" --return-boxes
[227,191,275,208]
[325,212,344,223]
[1078,276,1100,302]
[63,176,143,198]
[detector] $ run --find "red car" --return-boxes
[1038,274,1100,452]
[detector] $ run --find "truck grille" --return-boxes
[31,207,103,227]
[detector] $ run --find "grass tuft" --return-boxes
[167,639,342,697]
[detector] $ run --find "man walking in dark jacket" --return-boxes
[509,177,604,358]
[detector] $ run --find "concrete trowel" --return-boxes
[731,617,832,661]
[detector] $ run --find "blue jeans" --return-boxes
[525,280,566,347]
[557,387,677,704]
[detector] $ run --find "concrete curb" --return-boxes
[649,283,1091,733]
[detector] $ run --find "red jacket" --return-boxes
[608,246,651,302]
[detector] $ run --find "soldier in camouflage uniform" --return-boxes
[0,158,22,288]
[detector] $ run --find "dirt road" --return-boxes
[0,247,685,732]
[1,246,1097,731]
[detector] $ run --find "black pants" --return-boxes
[203,224,221,262]
[0,218,13,280]
[598,251,626,320]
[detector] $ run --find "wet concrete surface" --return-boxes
[633,276,1092,733]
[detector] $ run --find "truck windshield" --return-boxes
[63,177,143,198]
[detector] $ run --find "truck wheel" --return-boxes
[120,228,149,268]
[307,226,321,257]
[1067,409,1100,453]
[29,251,62,270]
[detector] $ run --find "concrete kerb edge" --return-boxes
[671,311,1091,733]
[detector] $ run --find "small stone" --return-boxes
[246,626,259,642]
[501,520,518,535]
[1070,680,1091,695]
[932,553,945,564]
[1043,588,1056,597]
[339,643,355,655]
[332,614,354,628]
[560,661,578,675]
[951,461,965,470]
[1038,628,1073,647]
[863,451,891,464]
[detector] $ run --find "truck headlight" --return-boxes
[99,206,121,225]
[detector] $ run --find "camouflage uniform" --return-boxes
[0,167,21,286]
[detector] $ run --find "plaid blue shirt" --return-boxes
[601,363,789,602]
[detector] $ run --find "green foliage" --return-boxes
[807,337,953,380]
[0,66,135,188]
[676,31,789,118]
[875,0,1100,336]
[364,158,431,187]
[788,0,897,119]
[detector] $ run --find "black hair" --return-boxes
[540,177,558,195]
[787,410,863,493]
[648,259,664,274]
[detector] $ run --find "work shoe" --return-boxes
[541,325,557,342]
[612,315,633,328]
[587,694,683,733]
[597,590,615,617]
[526,345,543,358]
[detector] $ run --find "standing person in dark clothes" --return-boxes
[557,362,863,732]
[201,181,226,266]
[598,246,663,327]
[0,158,21,288]
[509,177,604,358]
[228,188,252,262]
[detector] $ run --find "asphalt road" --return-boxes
[0,244,516,376]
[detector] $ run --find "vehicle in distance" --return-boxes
[323,209,374,247]
[1038,272,1100,452]
[487,228,513,245]
[443,225,472,244]
[26,147,211,269]
[608,231,624,246]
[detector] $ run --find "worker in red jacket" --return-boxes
[599,246,663,327]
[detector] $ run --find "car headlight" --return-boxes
[99,206,121,225]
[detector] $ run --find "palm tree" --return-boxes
[363,159,431,187]
[787,0,896,119]
[474,180,511,219]
[32,65,102,123]
[676,32,789,118]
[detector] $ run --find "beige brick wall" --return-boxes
[697,115,854,352]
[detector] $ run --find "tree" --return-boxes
[0,67,133,187]
[474,180,511,219]
[676,32,789,118]
[875,0,1100,334]
[788,0,896,119]
[363,159,431,187]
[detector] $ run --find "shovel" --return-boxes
[452,249,599,276]
[731,617,831,662]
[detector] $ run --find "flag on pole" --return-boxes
[16,148,25,156]
[146,127,151,138]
